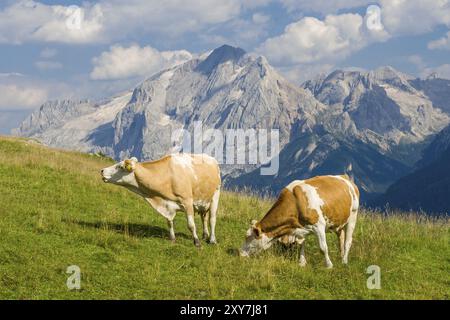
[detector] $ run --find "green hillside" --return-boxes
[0,136,448,299]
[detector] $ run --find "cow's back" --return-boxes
[288,175,359,228]
[170,154,221,201]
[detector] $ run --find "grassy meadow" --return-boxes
[0,136,448,299]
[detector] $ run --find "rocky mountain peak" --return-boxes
[196,44,246,74]
[12,46,450,200]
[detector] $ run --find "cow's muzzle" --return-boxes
[101,170,109,183]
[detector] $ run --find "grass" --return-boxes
[0,136,449,300]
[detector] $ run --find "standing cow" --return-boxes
[101,153,221,247]
[239,175,359,268]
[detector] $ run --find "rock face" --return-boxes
[371,123,450,215]
[302,67,449,150]
[110,45,322,165]
[14,45,450,201]
[230,67,450,198]
[13,99,95,137]
[416,123,450,168]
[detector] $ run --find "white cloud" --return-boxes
[280,63,335,84]
[406,54,450,80]
[0,84,48,110]
[257,13,388,66]
[280,0,374,14]
[421,64,450,79]
[0,0,252,45]
[35,61,63,71]
[259,0,450,69]
[428,31,450,50]
[90,44,192,80]
[380,0,450,35]
[0,1,104,44]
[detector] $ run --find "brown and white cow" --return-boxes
[239,175,359,268]
[101,153,221,247]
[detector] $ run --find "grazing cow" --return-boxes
[101,154,221,247]
[239,175,359,268]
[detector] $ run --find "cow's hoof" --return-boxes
[170,238,176,244]
[208,239,217,245]
[202,234,210,241]
[194,239,201,248]
[299,259,307,267]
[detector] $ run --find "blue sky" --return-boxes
[1,0,450,133]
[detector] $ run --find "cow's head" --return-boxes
[239,220,273,257]
[101,157,138,186]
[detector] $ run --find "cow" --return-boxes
[100,153,221,247]
[239,175,359,268]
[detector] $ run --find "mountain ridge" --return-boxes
[13,44,450,201]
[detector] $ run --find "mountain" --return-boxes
[13,45,450,201]
[15,44,323,176]
[229,67,450,198]
[371,123,450,215]
[13,93,133,155]
[416,123,450,168]
[226,132,411,200]
[110,44,322,166]
[13,99,95,137]
[302,67,449,157]
[372,147,450,215]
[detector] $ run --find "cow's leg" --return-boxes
[201,211,210,241]
[208,188,220,244]
[184,200,201,247]
[167,219,176,242]
[144,198,177,243]
[316,224,333,269]
[299,241,307,267]
[338,229,346,259]
[343,217,356,264]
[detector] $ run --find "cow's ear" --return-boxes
[130,157,138,162]
[253,225,262,239]
[124,159,136,172]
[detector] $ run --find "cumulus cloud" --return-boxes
[420,64,450,79]
[0,1,104,44]
[0,84,48,110]
[258,0,449,69]
[280,0,374,14]
[90,44,192,80]
[279,63,335,84]
[0,73,76,111]
[380,0,450,35]
[406,54,450,80]
[428,31,450,50]
[257,13,388,66]
[0,0,254,45]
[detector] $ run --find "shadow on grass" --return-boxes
[65,219,191,240]
[226,242,300,259]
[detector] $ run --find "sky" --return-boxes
[1,0,450,134]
